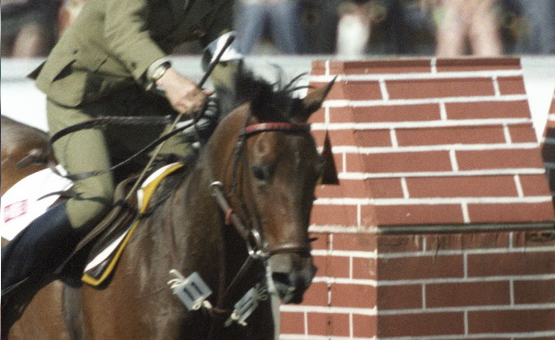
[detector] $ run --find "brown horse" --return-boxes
[2,70,334,339]
[1,115,53,196]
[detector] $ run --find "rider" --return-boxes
[1,0,242,312]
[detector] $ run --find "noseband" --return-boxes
[210,120,314,260]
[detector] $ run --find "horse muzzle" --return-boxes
[266,253,317,304]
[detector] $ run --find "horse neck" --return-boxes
[154,108,255,291]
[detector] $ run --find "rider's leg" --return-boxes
[1,98,116,298]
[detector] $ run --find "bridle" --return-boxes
[210,120,315,261]
[203,117,317,328]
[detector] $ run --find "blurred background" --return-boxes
[2,0,555,58]
[1,0,555,133]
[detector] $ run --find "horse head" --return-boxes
[206,70,335,304]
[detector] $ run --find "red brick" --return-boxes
[361,151,453,173]
[309,81,345,100]
[366,178,405,199]
[378,312,465,337]
[309,107,325,124]
[345,153,367,173]
[307,312,350,337]
[352,104,441,123]
[445,100,531,120]
[386,78,495,100]
[308,232,328,251]
[310,204,358,227]
[315,179,370,200]
[512,230,555,248]
[344,81,383,101]
[352,314,377,338]
[311,60,344,76]
[468,309,555,333]
[377,234,425,253]
[354,129,393,148]
[426,281,510,308]
[371,204,465,226]
[377,255,465,280]
[514,279,555,304]
[497,76,526,95]
[519,174,552,197]
[406,175,518,198]
[328,106,354,124]
[377,284,423,310]
[329,255,350,279]
[352,257,377,280]
[343,59,432,74]
[396,126,506,146]
[467,202,555,224]
[312,255,327,277]
[435,57,521,72]
[280,311,305,334]
[301,281,329,307]
[456,149,545,170]
[331,283,376,308]
[313,126,356,147]
[425,232,511,251]
[332,233,377,252]
[509,124,539,143]
[467,251,555,277]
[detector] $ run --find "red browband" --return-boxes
[242,122,311,136]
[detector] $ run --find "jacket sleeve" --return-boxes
[103,0,166,81]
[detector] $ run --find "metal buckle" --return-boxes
[167,270,213,311]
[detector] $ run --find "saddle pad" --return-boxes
[1,167,73,241]
[82,162,184,286]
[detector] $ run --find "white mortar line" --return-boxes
[322,94,529,107]
[503,124,513,144]
[493,75,501,97]
[310,69,524,82]
[514,175,524,198]
[314,196,553,206]
[401,178,410,199]
[331,143,540,154]
[338,168,546,179]
[313,118,533,130]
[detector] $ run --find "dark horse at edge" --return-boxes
[1,69,335,339]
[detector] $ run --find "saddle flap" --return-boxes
[82,163,184,287]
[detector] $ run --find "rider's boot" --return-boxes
[1,202,82,307]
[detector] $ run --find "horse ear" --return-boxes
[319,131,339,185]
[298,77,337,122]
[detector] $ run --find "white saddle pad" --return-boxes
[1,167,73,241]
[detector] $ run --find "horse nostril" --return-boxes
[272,272,291,287]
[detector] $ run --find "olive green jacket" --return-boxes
[32,0,234,107]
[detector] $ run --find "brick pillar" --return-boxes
[279,58,555,339]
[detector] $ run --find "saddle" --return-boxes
[1,160,186,288]
[77,162,185,287]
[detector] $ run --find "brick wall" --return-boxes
[279,58,555,339]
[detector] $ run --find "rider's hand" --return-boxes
[155,68,214,115]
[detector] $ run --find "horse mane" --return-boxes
[218,64,309,123]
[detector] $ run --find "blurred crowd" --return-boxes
[1,0,554,58]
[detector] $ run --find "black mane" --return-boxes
[217,64,308,123]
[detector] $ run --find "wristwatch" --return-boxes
[152,61,172,82]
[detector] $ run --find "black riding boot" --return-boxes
[1,202,82,301]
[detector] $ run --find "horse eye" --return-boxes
[252,165,269,181]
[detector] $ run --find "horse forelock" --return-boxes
[234,68,307,123]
